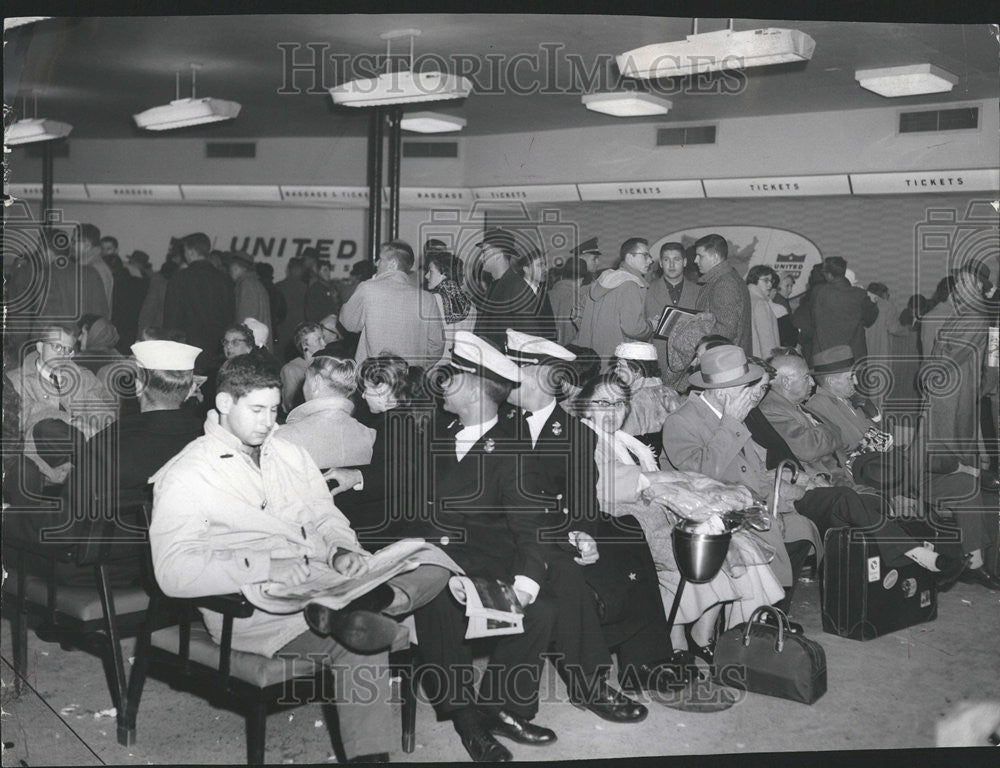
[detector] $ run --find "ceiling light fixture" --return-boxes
[5,117,73,145]
[581,92,672,117]
[855,63,959,98]
[134,64,241,131]
[4,94,72,145]
[400,111,466,133]
[618,20,815,80]
[330,29,472,107]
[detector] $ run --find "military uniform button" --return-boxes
[439,536,449,546]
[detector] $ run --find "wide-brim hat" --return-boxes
[228,251,254,270]
[689,344,764,389]
[442,330,521,384]
[811,345,854,375]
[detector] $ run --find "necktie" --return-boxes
[49,373,62,393]
[521,410,533,443]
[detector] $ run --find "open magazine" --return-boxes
[448,576,525,639]
[242,538,462,615]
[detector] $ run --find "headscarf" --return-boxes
[430,279,472,324]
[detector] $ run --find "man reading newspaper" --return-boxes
[149,354,456,762]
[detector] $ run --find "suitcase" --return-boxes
[820,526,938,640]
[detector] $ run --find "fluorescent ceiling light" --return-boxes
[133,97,241,131]
[331,71,472,107]
[855,64,959,97]
[4,117,72,145]
[581,92,672,117]
[619,28,815,80]
[400,111,466,133]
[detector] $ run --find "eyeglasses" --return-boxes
[45,341,75,355]
[630,251,653,259]
[588,399,628,408]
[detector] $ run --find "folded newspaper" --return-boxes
[449,576,525,639]
[242,538,463,615]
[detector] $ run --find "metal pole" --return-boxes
[366,106,385,264]
[387,106,402,241]
[41,141,54,224]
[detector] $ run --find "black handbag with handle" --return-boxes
[713,605,827,704]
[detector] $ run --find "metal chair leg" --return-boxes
[13,549,29,695]
[246,696,268,765]
[400,662,417,754]
[95,564,133,745]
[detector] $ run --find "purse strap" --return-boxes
[743,604,789,653]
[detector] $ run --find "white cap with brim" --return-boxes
[131,340,202,370]
[444,331,522,384]
[614,341,657,361]
[505,329,576,367]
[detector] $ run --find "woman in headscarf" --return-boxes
[424,250,476,360]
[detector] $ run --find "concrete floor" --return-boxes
[2,578,998,765]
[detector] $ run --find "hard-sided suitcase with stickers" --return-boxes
[820,526,938,640]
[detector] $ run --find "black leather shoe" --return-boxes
[573,680,648,723]
[620,661,690,694]
[934,554,966,590]
[757,611,805,635]
[347,753,389,763]
[454,711,512,762]
[304,585,399,653]
[958,567,1000,591]
[486,709,557,745]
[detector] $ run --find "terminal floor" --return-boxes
[2,578,999,765]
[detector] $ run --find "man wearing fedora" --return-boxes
[503,329,730,718]
[806,347,1000,591]
[661,345,821,606]
[411,330,559,762]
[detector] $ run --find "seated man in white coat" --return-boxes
[149,353,404,763]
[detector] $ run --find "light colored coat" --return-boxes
[276,395,376,471]
[340,270,445,366]
[573,267,652,364]
[759,388,845,474]
[149,412,365,657]
[748,282,781,359]
[661,393,822,585]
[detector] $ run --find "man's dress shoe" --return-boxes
[573,680,648,723]
[485,709,557,745]
[304,584,399,653]
[454,710,512,762]
[958,567,1000,591]
[620,661,690,694]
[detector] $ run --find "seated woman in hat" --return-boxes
[612,341,682,460]
[573,372,784,662]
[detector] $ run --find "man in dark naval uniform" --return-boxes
[504,328,736,713]
[13,340,204,585]
[411,331,559,762]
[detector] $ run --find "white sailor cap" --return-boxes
[505,329,576,367]
[443,331,522,384]
[614,341,657,361]
[131,340,202,370]
[242,317,270,348]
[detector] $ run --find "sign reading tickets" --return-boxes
[577,180,704,200]
[472,184,581,203]
[651,225,822,298]
[849,169,1000,195]
[703,175,851,198]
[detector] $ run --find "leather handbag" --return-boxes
[713,605,827,704]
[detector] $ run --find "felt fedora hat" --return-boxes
[689,344,765,389]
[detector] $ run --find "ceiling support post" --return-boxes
[386,106,402,241]
[366,106,385,264]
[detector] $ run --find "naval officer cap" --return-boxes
[572,237,600,256]
[131,340,202,371]
[505,329,577,367]
[444,331,522,384]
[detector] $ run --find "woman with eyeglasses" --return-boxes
[573,373,784,666]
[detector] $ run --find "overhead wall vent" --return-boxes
[899,107,979,134]
[402,141,458,158]
[206,141,257,158]
[657,125,716,146]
